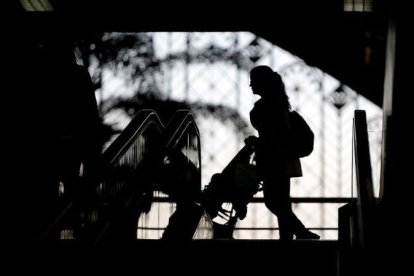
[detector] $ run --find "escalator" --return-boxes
[42,110,165,243]
[338,110,388,276]
[138,110,213,240]
[44,109,212,244]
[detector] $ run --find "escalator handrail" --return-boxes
[97,110,202,242]
[354,110,375,208]
[160,109,202,197]
[353,109,375,247]
[163,109,200,152]
[101,109,165,167]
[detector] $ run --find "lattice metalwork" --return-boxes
[92,32,383,239]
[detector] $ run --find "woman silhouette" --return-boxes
[248,65,319,240]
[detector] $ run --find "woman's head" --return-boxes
[249,65,290,109]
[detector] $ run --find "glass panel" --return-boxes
[193,211,214,239]
[364,0,373,12]
[368,130,383,198]
[137,199,176,239]
[232,203,346,240]
[354,0,364,12]
[343,0,354,12]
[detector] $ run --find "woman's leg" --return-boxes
[263,175,307,240]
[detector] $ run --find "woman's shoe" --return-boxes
[295,230,320,240]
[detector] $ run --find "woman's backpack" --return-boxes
[288,110,314,158]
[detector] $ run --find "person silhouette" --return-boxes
[44,35,101,198]
[27,32,102,240]
[247,65,319,240]
[43,34,103,231]
[5,26,103,243]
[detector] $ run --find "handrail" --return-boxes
[160,109,202,196]
[154,110,205,239]
[164,109,201,152]
[249,197,353,203]
[101,110,165,166]
[353,109,375,247]
[146,197,353,203]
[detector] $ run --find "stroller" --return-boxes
[202,137,262,239]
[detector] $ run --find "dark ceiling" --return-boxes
[10,0,389,106]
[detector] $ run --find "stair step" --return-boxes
[11,239,339,275]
